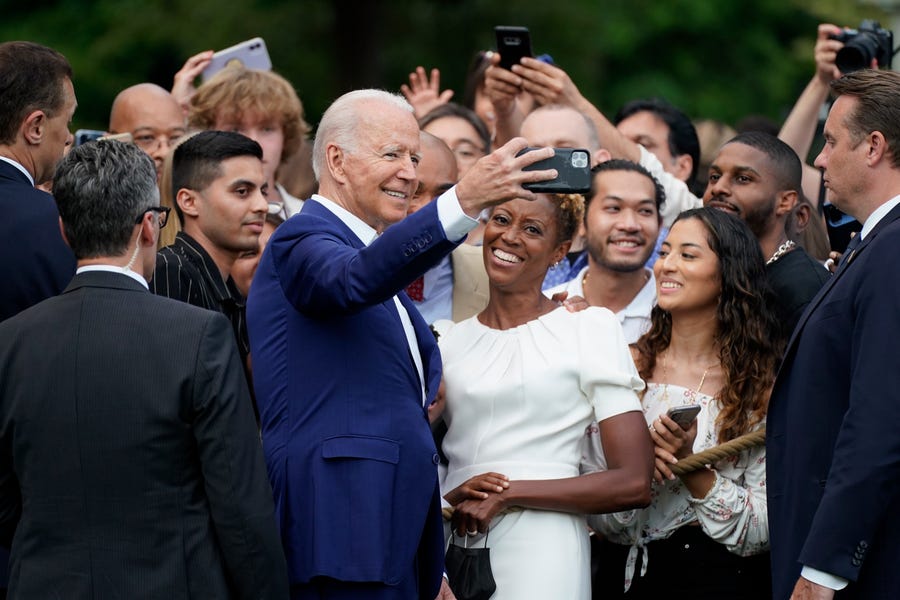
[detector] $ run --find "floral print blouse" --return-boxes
[591,383,768,592]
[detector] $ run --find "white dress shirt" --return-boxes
[312,189,477,405]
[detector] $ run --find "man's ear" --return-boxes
[775,189,798,217]
[672,154,694,182]
[138,213,157,248]
[22,110,46,145]
[176,188,200,218]
[592,148,612,166]
[866,131,888,167]
[326,143,348,183]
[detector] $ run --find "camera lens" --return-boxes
[835,33,880,73]
[571,152,589,168]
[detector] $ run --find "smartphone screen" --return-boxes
[495,26,532,71]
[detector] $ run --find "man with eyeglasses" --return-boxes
[0,139,288,598]
[152,130,268,378]
[108,83,186,180]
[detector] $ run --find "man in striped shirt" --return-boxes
[152,130,269,371]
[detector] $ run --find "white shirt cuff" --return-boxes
[436,186,479,242]
[801,566,849,590]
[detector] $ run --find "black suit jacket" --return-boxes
[0,160,75,322]
[0,271,288,599]
[767,202,900,599]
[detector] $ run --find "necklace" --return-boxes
[660,351,716,407]
[766,239,796,265]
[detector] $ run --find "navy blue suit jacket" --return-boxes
[767,202,900,599]
[0,160,75,322]
[247,198,458,597]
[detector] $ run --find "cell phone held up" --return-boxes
[666,405,701,430]
[518,147,591,194]
[495,26,532,71]
[202,37,272,82]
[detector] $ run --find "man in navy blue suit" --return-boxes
[0,41,76,321]
[767,69,900,599]
[247,89,556,599]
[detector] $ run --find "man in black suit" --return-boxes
[0,41,76,321]
[0,140,288,599]
[767,69,900,599]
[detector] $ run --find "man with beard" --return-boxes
[152,130,269,373]
[704,131,829,337]
[547,159,664,343]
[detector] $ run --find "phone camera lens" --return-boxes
[571,152,588,168]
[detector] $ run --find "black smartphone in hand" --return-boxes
[666,405,701,430]
[495,26,532,71]
[519,147,591,194]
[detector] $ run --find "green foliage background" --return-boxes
[0,0,888,133]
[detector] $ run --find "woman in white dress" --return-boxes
[592,207,783,598]
[437,192,655,600]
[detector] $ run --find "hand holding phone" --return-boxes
[495,26,532,71]
[517,147,591,194]
[666,405,701,430]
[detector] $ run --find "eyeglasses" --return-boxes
[132,131,185,153]
[135,206,171,229]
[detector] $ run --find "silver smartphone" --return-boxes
[202,37,272,81]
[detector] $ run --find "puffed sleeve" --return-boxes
[577,307,645,422]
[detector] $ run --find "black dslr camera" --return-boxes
[829,20,894,73]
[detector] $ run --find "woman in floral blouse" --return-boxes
[592,207,783,599]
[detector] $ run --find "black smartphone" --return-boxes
[518,147,591,194]
[666,405,701,429]
[495,26,532,71]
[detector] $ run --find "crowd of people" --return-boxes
[0,21,899,600]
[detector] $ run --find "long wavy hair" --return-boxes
[633,207,783,443]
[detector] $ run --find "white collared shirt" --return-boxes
[312,188,477,405]
[545,266,656,344]
[0,156,35,187]
[859,194,900,240]
[76,264,149,289]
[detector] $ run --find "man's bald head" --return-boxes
[109,83,186,178]
[408,131,458,215]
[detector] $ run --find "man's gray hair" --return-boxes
[311,89,414,181]
[53,140,159,259]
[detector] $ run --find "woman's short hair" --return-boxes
[550,193,585,245]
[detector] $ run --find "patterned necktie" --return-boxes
[838,233,861,268]
[405,276,425,302]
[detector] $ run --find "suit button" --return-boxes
[432,453,440,465]
[416,238,426,249]
[852,558,861,567]
[859,541,869,550]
